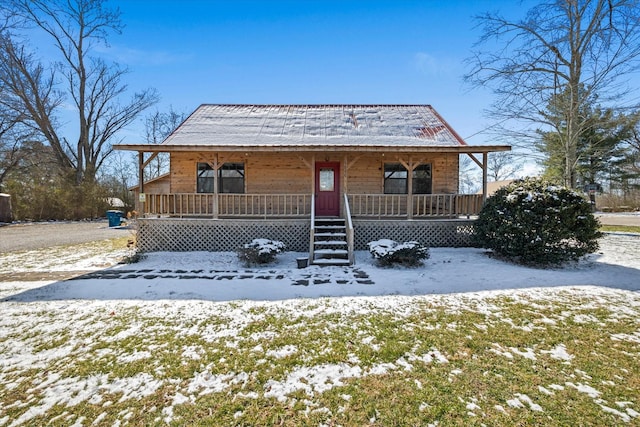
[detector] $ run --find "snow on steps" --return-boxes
[311,217,352,266]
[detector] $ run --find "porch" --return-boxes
[135,192,480,264]
[139,192,484,219]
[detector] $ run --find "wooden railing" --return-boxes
[412,194,483,218]
[309,195,316,263]
[218,194,311,217]
[144,193,216,217]
[343,193,355,265]
[142,193,483,218]
[348,194,483,218]
[142,193,311,218]
[348,194,407,217]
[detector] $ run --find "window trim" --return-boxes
[383,163,408,194]
[383,162,433,195]
[196,162,214,194]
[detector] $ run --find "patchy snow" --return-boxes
[566,382,602,398]
[0,233,638,425]
[507,393,544,412]
[541,344,574,362]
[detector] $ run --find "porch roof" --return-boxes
[115,104,511,153]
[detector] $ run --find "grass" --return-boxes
[0,236,133,274]
[600,224,640,234]
[1,289,639,426]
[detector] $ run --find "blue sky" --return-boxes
[93,0,526,146]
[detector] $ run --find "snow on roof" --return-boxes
[161,104,468,148]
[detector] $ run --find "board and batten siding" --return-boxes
[168,152,459,194]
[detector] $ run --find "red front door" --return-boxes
[315,162,340,216]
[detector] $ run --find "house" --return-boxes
[115,104,510,265]
[478,180,516,196]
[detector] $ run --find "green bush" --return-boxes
[237,239,286,266]
[368,239,430,267]
[472,177,602,266]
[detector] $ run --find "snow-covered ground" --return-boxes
[2,233,638,302]
[0,233,638,425]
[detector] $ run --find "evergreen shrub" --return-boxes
[237,239,286,266]
[368,239,430,267]
[472,177,602,266]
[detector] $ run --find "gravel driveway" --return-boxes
[0,221,131,253]
[595,213,640,227]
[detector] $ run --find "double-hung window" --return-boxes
[196,162,245,193]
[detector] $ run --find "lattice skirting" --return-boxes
[137,219,310,252]
[353,219,475,249]
[137,218,476,252]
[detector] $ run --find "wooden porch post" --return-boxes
[138,151,145,216]
[465,152,488,203]
[482,152,488,202]
[213,154,219,219]
[399,158,415,220]
[343,154,348,212]
[407,163,413,220]
[311,154,316,196]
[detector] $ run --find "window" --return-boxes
[196,162,245,193]
[384,163,407,194]
[383,163,432,194]
[319,168,334,191]
[219,163,245,193]
[412,164,432,194]
[197,163,214,193]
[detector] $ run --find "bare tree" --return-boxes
[143,107,185,180]
[487,152,523,182]
[1,0,158,184]
[458,155,481,194]
[466,0,640,188]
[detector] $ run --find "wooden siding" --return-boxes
[246,153,311,194]
[137,175,170,194]
[169,151,459,195]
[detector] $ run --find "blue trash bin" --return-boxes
[106,210,123,227]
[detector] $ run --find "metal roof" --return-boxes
[115,104,511,153]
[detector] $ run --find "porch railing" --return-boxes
[347,194,483,218]
[142,193,312,218]
[141,193,483,218]
[343,193,355,265]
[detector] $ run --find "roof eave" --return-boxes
[114,144,511,153]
